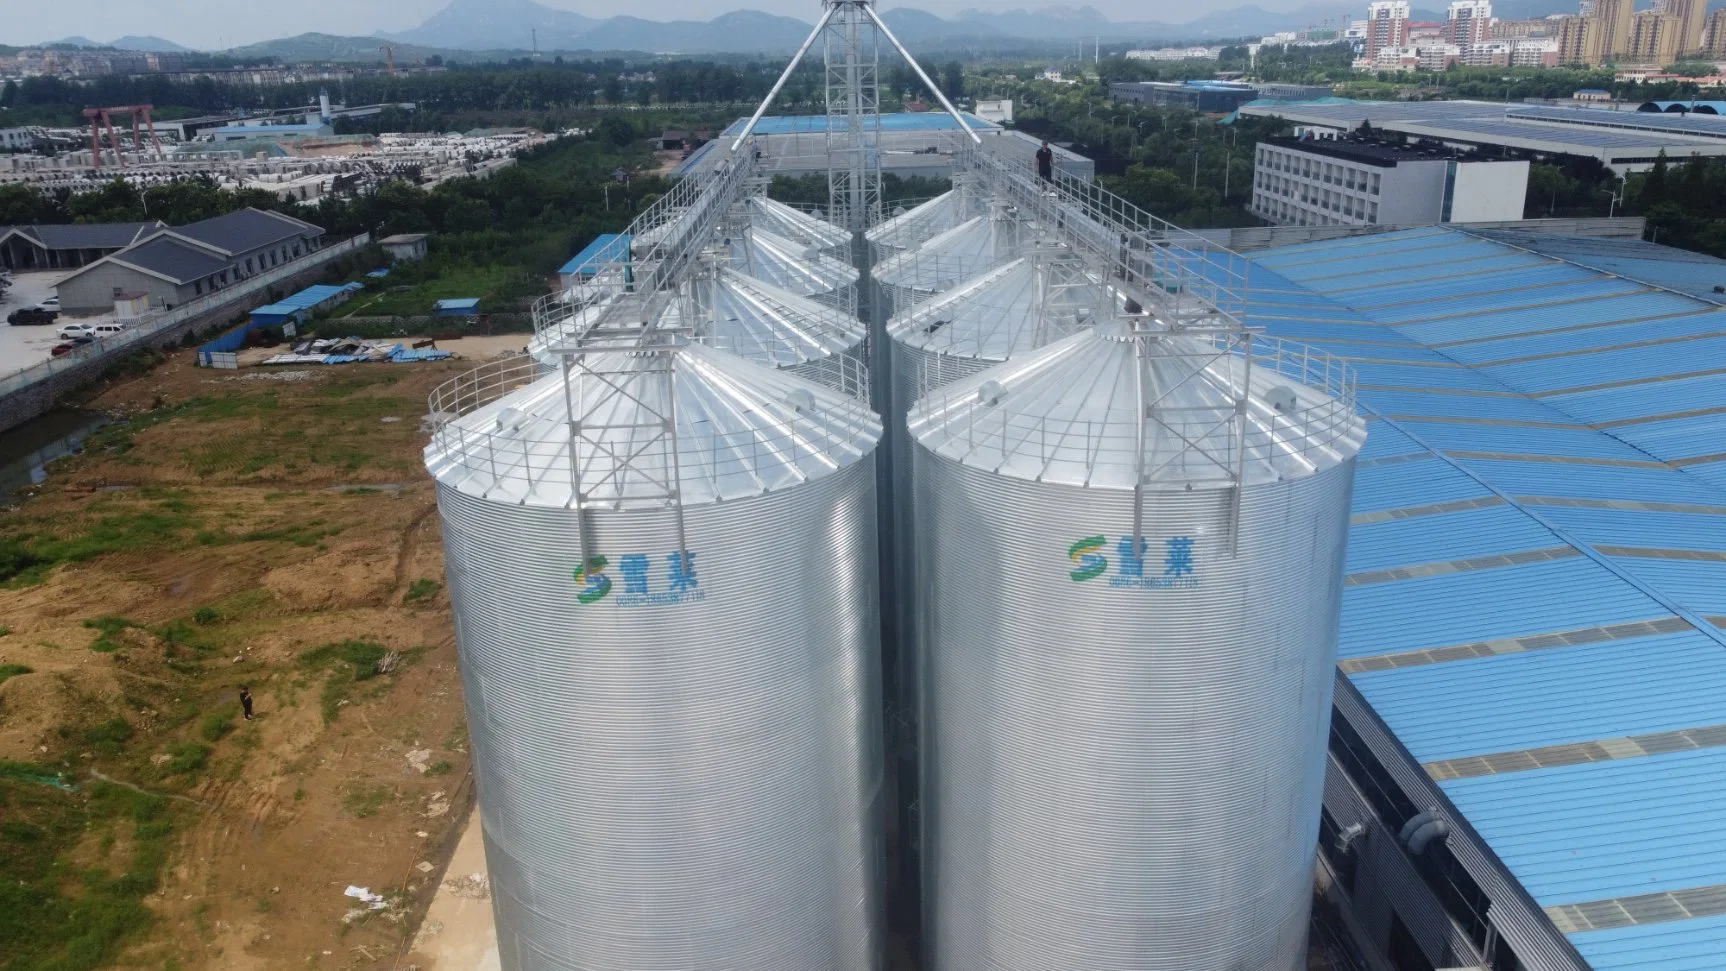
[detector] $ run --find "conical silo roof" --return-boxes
[906,322,1364,490]
[866,187,980,252]
[427,341,881,510]
[871,213,1024,296]
[529,271,865,369]
[666,267,867,367]
[718,228,859,298]
[739,195,851,253]
[887,256,1105,363]
[528,294,616,362]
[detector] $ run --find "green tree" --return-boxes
[941,61,964,100]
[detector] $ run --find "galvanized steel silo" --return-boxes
[871,210,1025,317]
[865,183,981,257]
[740,194,852,254]
[908,322,1365,971]
[720,226,860,313]
[527,267,868,398]
[425,341,886,971]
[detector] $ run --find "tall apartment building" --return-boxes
[1655,0,1708,52]
[1556,14,1604,63]
[1707,8,1726,56]
[1628,9,1683,63]
[1366,1,1412,57]
[1447,0,1494,47]
[1592,0,1637,55]
[1490,17,1554,38]
[1251,136,1528,228]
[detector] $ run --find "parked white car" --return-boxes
[57,323,95,339]
[38,296,59,310]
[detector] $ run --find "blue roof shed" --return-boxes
[434,298,482,317]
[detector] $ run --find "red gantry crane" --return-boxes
[84,104,165,169]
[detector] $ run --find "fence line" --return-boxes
[0,234,371,399]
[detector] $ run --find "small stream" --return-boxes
[0,410,110,503]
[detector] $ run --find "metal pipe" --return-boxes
[731,3,839,150]
[861,3,981,144]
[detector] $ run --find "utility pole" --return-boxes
[1191,116,1202,191]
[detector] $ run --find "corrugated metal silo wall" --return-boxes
[915,451,1357,971]
[435,459,884,971]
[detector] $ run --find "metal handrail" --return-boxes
[0,233,371,400]
[424,356,878,498]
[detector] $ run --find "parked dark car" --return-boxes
[8,307,59,325]
[50,336,93,357]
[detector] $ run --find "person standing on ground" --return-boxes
[1035,140,1054,183]
[239,685,254,721]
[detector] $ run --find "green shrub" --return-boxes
[404,578,440,603]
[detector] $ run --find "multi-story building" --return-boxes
[1250,135,1528,228]
[1491,17,1555,37]
[1556,14,1605,64]
[1627,9,1683,64]
[1447,0,1494,48]
[1592,0,1637,55]
[1708,8,1726,56]
[1656,0,1709,53]
[1366,1,1412,57]
[1466,36,1561,65]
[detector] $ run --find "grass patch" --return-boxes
[425,759,453,776]
[0,769,181,971]
[163,741,210,776]
[192,607,219,626]
[80,717,135,756]
[342,784,392,819]
[404,578,440,603]
[199,704,238,743]
[83,617,144,653]
[301,640,392,723]
[0,664,31,685]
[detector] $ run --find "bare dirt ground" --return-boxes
[0,348,480,970]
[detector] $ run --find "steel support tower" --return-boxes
[823,0,882,233]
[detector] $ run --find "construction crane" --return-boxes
[379,45,396,77]
[83,104,164,169]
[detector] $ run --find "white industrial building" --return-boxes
[1251,135,1529,228]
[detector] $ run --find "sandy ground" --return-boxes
[405,806,499,971]
[0,349,481,970]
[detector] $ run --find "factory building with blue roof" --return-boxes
[1221,227,1726,971]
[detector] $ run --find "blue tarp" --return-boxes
[366,268,391,279]
[560,233,632,277]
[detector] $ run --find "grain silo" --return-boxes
[528,266,867,397]
[739,194,852,253]
[871,208,1026,315]
[720,226,860,312]
[865,182,981,256]
[908,320,1364,971]
[425,339,885,971]
[877,249,1106,928]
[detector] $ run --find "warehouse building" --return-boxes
[1110,79,1332,111]
[55,208,325,314]
[0,221,165,271]
[1239,98,1726,174]
[1253,135,1529,227]
[1215,227,1726,971]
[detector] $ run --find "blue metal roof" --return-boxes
[560,233,631,276]
[434,298,481,312]
[1245,225,1726,968]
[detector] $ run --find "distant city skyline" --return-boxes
[8,0,1358,51]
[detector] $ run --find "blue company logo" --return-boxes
[1067,534,1199,590]
[573,551,704,607]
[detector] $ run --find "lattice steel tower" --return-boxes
[823,0,882,232]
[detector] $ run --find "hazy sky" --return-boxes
[8,0,1323,50]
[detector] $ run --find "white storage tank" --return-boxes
[865,183,982,257]
[426,340,885,971]
[908,321,1365,971]
[721,226,860,313]
[871,209,1026,316]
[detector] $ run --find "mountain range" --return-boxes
[30,0,1618,59]
[47,34,191,53]
[375,0,1379,52]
